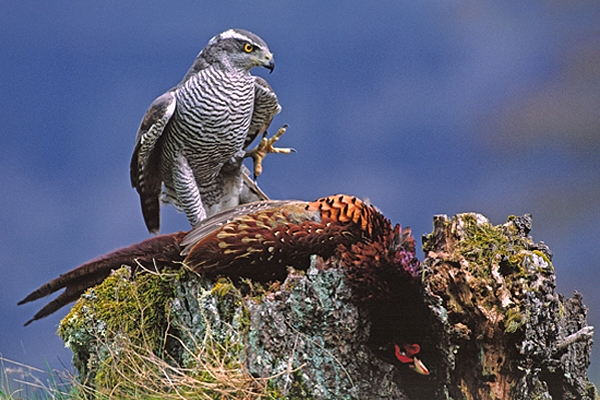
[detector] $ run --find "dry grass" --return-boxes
[57,266,285,399]
[71,330,278,399]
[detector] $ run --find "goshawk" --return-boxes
[130,28,290,234]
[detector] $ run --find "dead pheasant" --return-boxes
[19,195,421,326]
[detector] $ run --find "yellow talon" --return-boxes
[246,124,295,178]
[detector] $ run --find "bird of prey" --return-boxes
[19,195,421,326]
[130,28,292,234]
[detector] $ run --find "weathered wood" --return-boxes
[421,213,597,399]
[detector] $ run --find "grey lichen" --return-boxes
[244,256,405,399]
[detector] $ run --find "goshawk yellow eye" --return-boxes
[243,43,254,53]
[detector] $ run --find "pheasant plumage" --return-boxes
[181,194,412,282]
[19,195,421,325]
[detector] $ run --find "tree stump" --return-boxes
[421,213,597,399]
[58,213,598,399]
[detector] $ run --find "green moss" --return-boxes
[58,266,175,389]
[433,214,556,336]
[504,307,526,333]
[531,250,551,266]
[285,371,314,400]
[454,214,510,271]
[557,300,566,319]
[58,265,290,398]
[59,266,174,346]
[211,277,236,297]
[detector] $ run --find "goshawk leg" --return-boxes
[246,124,295,179]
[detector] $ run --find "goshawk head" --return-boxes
[203,28,275,72]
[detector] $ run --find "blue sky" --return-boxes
[1,1,599,388]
